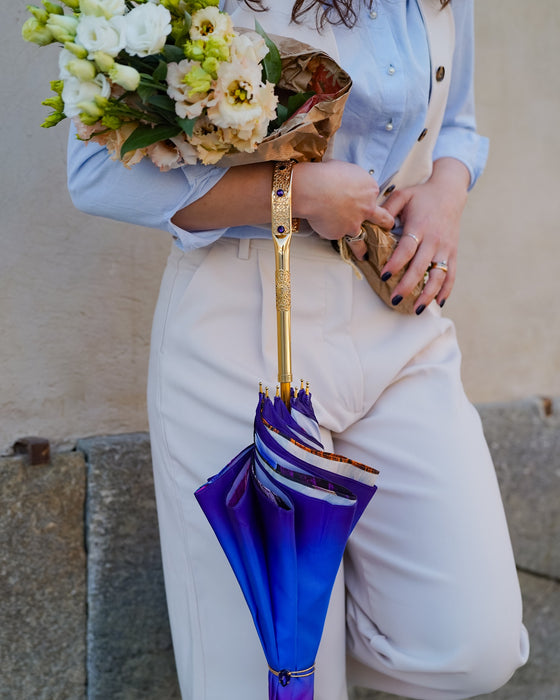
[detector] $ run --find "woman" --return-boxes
[68,1,529,698]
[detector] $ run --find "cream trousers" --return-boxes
[147,235,529,700]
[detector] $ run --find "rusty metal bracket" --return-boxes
[13,437,51,465]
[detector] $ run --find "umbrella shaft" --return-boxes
[275,247,292,407]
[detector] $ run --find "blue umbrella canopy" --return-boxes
[195,386,379,699]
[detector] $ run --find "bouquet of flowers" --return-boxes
[22,0,352,169]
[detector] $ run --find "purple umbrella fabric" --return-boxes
[195,386,379,699]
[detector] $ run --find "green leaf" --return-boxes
[137,83,157,102]
[254,20,281,85]
[120,124,182,157]
[162,44,185,63]
[286,91,315,118]
[267,103,288,135]
[147,94,176,113]
[177,116,198,138]
[152,59,168,83]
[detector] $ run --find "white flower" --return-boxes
[76,15,125,58]
[79,0,126,18]
[59,47,79,79]
[230,32,269,66]
[109,62,140,91]
[189,7,233,42]
[207,59,277,133]
[123,3,171,57]
[62,73,110,118]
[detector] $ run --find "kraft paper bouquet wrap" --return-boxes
[22,0,352,169]
[339,222,425,314]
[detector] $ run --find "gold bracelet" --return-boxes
[271,161,299,238]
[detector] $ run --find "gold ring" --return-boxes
[430,260,449,274]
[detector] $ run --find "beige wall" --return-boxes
[1,2,559,453]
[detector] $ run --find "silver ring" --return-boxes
[430,260,449,274]
[404,232,419,245]
[343,226,367,244]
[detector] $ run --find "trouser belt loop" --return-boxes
[237,238,251,260]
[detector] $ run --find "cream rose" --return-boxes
[76,15,125,57]
[62,73,110,118]
[167,59,211,120]
[207,59,277,133]
[123,3,171,57]
[229,32,269,66]
[189,7,233,43]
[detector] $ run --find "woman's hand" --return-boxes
[380,157,471,312]
[292,160,394,259]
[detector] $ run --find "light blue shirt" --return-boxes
[67,0,488,251]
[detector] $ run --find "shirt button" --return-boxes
[369,10,378,19]
[385,120,394,132]
[387,64,396,75]
[418,128,428,141]
[368,168,375,175]
[436,66,446,82]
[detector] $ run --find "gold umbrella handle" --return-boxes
[271,161,299,409]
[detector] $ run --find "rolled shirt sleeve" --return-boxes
[67,123,230,250]
[432,0,489,189]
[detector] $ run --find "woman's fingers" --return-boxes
[368,204,395,231]
[389,249,456,313]
[415,259,454,311]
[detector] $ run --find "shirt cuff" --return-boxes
[165,163,230,251]
[432,127,489,190]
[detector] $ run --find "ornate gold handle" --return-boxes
[271,161,298,409]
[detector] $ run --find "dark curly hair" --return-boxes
[243,1,451,29]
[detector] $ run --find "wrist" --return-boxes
[431,157,470,193]
[291,162,319,220]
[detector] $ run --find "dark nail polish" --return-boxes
[381,271,392,282]
[415,304,426,315]
[439,298,446,308]
[391,295,403,306]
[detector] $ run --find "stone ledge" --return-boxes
[78,433,180,700]
[477,396,560,579]
[0,451,86,700]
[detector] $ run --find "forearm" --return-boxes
[171,160,394,237]
[171,161,275,230]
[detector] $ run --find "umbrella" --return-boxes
[194,164,380,698]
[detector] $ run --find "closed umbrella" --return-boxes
[195,169,379,698]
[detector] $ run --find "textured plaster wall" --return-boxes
[1,1,559,453]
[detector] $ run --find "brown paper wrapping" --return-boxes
[215,34,352,167]
[342,222,425,315]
